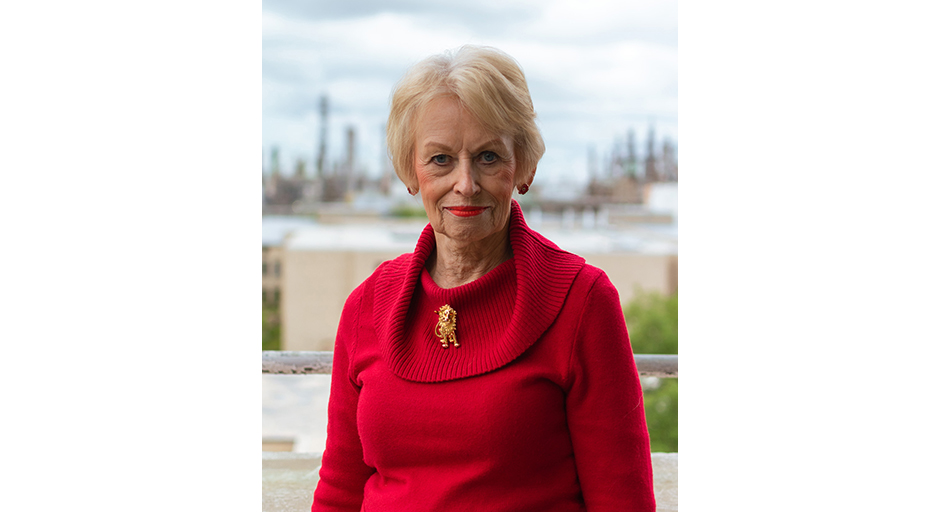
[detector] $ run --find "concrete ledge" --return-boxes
[262,452,677,511]
[652,452,678,512]
[263,351,678,378]
[262,453,321,512]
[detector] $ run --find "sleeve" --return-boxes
[565,271,656,512]
[311,286,376,512]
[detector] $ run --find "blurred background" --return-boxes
[262,0,677,456]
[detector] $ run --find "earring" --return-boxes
[518,184,529,195]
[407,187,413,195]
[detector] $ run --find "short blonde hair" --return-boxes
[387,45,545,191]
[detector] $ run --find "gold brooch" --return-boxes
[433,304,459,348]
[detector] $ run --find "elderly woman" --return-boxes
[312,46,655,512]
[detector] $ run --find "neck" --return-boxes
[428,229,511,289]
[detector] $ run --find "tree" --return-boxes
[263,304,281,351]
[625,290,678,452]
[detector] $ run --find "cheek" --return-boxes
[493,166,517,191]
[416,168,442,196]
[414,164,434,190]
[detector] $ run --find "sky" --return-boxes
[262,0,677,191]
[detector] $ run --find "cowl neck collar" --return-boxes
[372,200,585,382]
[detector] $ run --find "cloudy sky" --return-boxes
[262,0,677,190]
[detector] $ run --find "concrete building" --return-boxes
[263,216,319,306]
[280,222,427,351]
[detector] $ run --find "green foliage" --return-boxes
[643,379,678,452]
[624,290,678,452]
[624,289,678,355]
[263,304,281,351]
[390,204,428,219]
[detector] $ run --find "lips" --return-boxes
[444,206,488,217]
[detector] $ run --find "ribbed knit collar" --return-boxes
[372,200,586,383]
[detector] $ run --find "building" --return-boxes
[280,221,426,351]
[262,216,319,306]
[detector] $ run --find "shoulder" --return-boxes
[336,251,414,354]
[582,263,619,297]
[567,262,619,304]
[575,262,606,283]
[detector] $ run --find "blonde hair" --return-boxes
[387,45,545,191]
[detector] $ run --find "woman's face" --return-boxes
[413,96,519,248]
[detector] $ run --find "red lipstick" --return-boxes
[445,206,487,217]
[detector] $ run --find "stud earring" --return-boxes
[407,187,413,195]
[518,184,529,195]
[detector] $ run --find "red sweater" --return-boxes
[312,201,655,512]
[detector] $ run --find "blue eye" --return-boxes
[432,154,448,164]
[480,151,497,163]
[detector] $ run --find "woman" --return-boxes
[312,45,655,512]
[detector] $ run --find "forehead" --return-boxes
[414,96,510,150]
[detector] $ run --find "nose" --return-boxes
[453,158,481,197]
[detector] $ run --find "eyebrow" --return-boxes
[422,138,510,154]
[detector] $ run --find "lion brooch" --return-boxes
[433,304,459,348]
